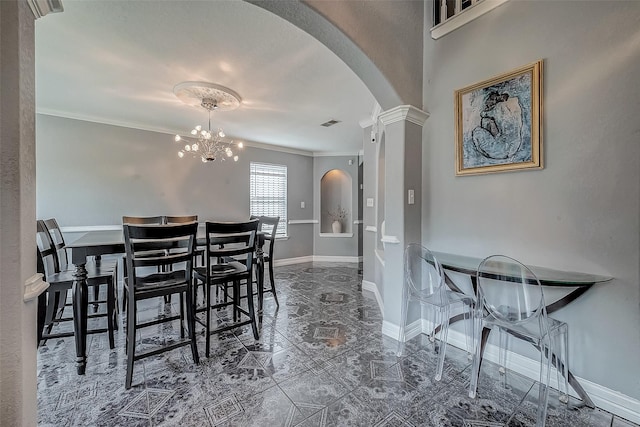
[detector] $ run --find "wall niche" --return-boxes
[320,169,352,234]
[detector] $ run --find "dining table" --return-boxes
[65,226,265,375]
[432,251,612,408]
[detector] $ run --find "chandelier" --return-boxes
[173,81,243,163]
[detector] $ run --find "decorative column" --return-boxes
[378,105,429,338]
[0,1,61,425]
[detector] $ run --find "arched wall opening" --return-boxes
[320,169,353,234]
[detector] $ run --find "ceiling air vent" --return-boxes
[320,119,341,127]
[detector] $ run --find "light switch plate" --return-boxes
[366,198,374,207]
[300,201,305,209]
[408,189,415,205]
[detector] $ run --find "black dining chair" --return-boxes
[250,215,280,310]
[121,216,167,309]
[43,218,119,314]
[194,219,260,357]
[36,219,118,348]
[122,222,199,389]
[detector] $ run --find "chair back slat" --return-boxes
[122,215,164,225]
[165,215,198,224]
[36,220,61,275]
[42,218,69,269]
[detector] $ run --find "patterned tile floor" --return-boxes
[37,262,638,426]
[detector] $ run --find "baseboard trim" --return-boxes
[272,256,315,267]
[362,279,384,312]
[272,255,360,267]
[381,323,640,424]
[312,256,360,263]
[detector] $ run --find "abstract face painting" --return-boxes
[455,61,543,176]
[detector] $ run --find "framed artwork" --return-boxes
[455,60,543,176]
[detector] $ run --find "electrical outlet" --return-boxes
[300,201,305,209]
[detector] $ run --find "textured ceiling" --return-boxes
[35,0,377,154]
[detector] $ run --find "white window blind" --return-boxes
[250,162,287,237]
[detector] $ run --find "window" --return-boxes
[250,162,287,238]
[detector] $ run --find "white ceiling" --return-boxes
[35,0,377,155]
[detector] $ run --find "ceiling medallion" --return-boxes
[173,81,243,163]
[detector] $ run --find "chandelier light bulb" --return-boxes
[178,151,184,158]
[192,143,199,151]
[174,135,181,142]
[184,144,190,151]
[233,156,239,162]
[218,130,225,138]
[237,142,243,148]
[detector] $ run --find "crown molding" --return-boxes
[27,0,63,19]
[313,151,360,157]
[37,110,317,157]
[37,109,181,135]
[38,110,367,158]
[379,105,429,127]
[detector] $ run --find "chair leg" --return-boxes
[556,324,569,404]
[245,278,259,340]
[92,284,100,313]
[469,324,490,399]
[43,291,60,337]
[179,293,185,339]
[205,282,211,358]
[37,291,47,346]
[122,287,128,313]
[499,329,509,376]
[185,287,199,364]
[41,290,66,343]
[256,267,264,315]
[435,308,450,382]
[233,281,240,323]
[125,294,137,389]
[106,279,115,349]
[112,270,119,331]
[536,337,552,426]
[268,260,279,307]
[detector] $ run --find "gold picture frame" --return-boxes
[455,60,543,176]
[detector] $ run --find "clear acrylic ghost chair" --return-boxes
[498,318,569,404]
[469,255,553,427]
[397,244,474,381]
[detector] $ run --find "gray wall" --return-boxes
[423,1,640,400]
[36,114,314,260]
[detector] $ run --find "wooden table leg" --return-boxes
[72,263,88,375]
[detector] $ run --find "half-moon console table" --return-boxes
[432,251,612,409]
